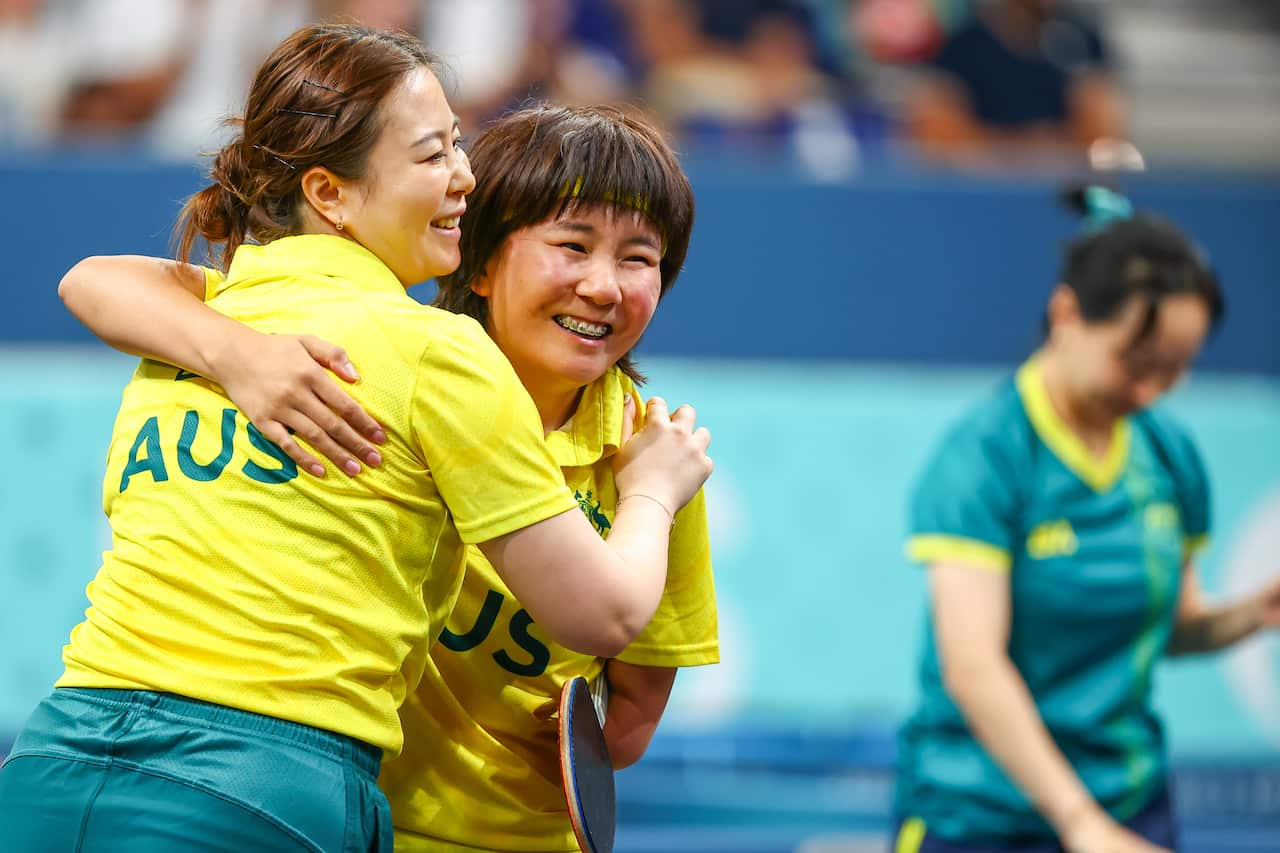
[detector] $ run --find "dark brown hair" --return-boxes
[1057,185,1224,346]
[176,23,442,269]
[434,104,695,383]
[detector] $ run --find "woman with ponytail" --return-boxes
[0,24,712,853]
[892,187,1280,852]
[54,102,721,852]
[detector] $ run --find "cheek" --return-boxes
[621,278,661,326]
[1093,356,1133,398]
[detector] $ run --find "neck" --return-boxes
[523,373,586,433]
[1037,349,1117,454]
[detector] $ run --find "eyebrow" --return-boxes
[554,220,661,251]
[410,117,461,148]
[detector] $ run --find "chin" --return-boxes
[555,355,611,386]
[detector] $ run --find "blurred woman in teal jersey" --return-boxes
[893,187,1280,853]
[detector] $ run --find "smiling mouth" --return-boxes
[554,315,610,339]
[431,216,460,229]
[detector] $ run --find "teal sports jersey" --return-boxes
[896,358,1211,844]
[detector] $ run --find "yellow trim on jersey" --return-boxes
[1184,533,1210,559]
[907,535,1011,572]
[58,235,575,755]
[1017,357,1131,493]
[895,817,928,853]
[384,366,717,850]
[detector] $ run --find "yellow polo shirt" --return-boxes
[384,367,719,852]
[58,235,576,755]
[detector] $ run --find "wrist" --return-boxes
[200,320,259,382]
[1050,796,1105,842]
[617,492,675,527]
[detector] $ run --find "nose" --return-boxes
[451,148,475,195]
[576,259,622,306]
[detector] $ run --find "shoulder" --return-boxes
[928,375,1033,474]
[396,307,499,360]
[1131,406,1206,481]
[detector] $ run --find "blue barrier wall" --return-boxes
[3,353,1278,762]
[2,157,1277,373]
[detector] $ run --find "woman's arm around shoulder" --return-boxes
[59,254,384,476]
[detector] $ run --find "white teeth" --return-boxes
[555,316,609,338]
[433,216,460,228]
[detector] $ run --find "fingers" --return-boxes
[670,403,697,430]
[619,393,637,446]
[300,335,359,384]
[313,379,387,454]
[288,413,365,476]
[257,421,328,478]
[644,396,669,424]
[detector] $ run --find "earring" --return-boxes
[336,220,344,232]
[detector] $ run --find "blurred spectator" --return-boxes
[313,0,422,31]
[901,0,1127,167]
[55,0,193,140]
[623,0,861,177]
[0,0,309,155]
[146,0,309,158]
[0,0,69,145]
[423,0,632,132]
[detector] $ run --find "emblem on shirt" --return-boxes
[575,489,612,534]
[1143,502,1179,532]
[1026,519,1078,559]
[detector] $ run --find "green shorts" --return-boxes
[0,687,391,852]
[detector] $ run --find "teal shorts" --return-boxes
[0,687,391,853]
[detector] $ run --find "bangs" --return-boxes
[490,108,691,255]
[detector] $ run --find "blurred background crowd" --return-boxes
[1,2,1278,851]
[3,0,1279,173]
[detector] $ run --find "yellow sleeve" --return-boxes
[410,317,576,544]
[201,266,224,301]
[616,487,719,667]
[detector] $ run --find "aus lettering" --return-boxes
[119,408,297,492]
[439,589,550,677]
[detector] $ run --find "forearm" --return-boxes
[602,662,676,769]
[583,499,673,643]
[1168,596,1264,655]
[484,501,672,657]
[58,256,242,376]
[947,655,1102,836]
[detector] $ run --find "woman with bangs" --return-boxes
[51,103,717,851]
[6,23,712,853]
[388,104,717,852]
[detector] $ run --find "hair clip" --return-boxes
[252,144,296,171]
[303,78,346,95]
[277,108,338,119]
[1082,186,1134,232]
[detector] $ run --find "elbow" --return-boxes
[582,623,632,660]
[58,256,104,311]
[939,652,1004,708]
[57,260,88,306]
[604,717,659,770]
[572,598,651,658]
[608,739,647,770]
[544,612,633,658]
